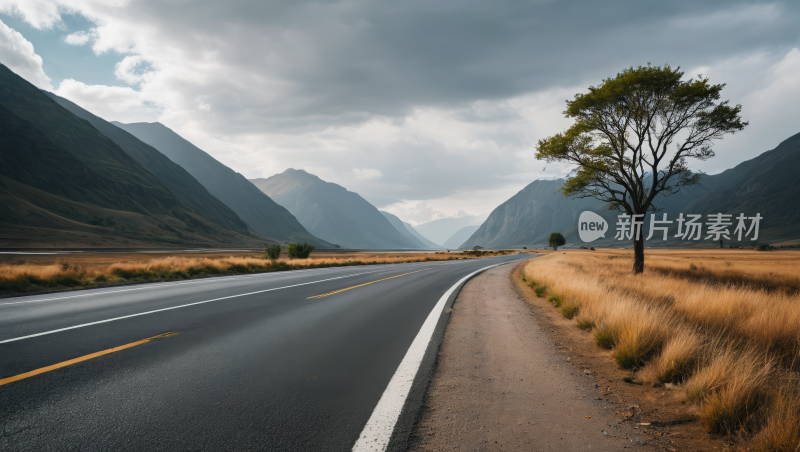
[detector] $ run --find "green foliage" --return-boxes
[534,286,547,297]
[548,232,566,250]
[548,295,563,307]
[287,242,315,259]
[560,305,579,319]
[265,244,281,260]
[534,64,747,273]
[576,318,595,330]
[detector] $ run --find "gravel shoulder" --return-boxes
[407,261,654,451]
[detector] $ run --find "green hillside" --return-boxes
[44,92,251,236]
[0,63,264,248]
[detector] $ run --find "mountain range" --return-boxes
[461,132,800,249]
[111,122,328,247]
[250,169,428,249]
[0,63,264,248]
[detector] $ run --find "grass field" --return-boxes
[0,249,524,296]
[522,249,800,450]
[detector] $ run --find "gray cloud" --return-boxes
[3,0,799,222]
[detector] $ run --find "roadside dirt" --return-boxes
[407,262,654,451]
[408,261,730,451]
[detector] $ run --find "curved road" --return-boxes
[0,254,532,451]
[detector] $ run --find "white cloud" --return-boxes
[54,78,160,123]
[114,55,152,85]
[63,30,92,45]
[382,200,447,226]
[351,168,383,181]
[0,18,52,90]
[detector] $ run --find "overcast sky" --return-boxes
[1,0,798,224]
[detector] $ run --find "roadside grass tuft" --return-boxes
[576,317,595,330]
[560,305,578,319]
[548,295,562,307]
[594,324,615,349]
[534,286,547,297]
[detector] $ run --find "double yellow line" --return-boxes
[307,268,430,299]
[0,331,178,387]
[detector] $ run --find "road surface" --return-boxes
[0,254,532,451]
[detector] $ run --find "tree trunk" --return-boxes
[633,230,644,274]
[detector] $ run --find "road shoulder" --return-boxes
[407,261,653,451]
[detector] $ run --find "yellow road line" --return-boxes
[0,331,178,387]
[307,269,430,299]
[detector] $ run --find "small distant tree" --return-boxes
[536,64,747,274]
[287,242,315,259]
[265,244,281,261]
[549,232,566,251]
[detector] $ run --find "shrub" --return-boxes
[548,295,563,307]
[265,244,281,261]
[534,286,547,297]
[93,274,108,283]
[287,242,315,259]
[560,305,579,319]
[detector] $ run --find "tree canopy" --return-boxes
[535,65,747,272]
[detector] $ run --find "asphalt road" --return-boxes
[0,254,531,451]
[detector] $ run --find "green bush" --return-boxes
[534,286,547,297]
[93,274,108,283]
[265,244,281,260]
[560,305,578,319]
[287,242,315,259]
[576,318,595,330]
[548,295,563,307]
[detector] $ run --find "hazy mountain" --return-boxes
[379,211,430,249]
[442,226,480,249]
[0,63,260,248]
[415,216,484,246]
[44,92,250,236]
[402,223,444,250]
[250,169,420,249]
[112,122,328,246]
[462,132,800,249]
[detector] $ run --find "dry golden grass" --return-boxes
[522,248,800,450]
[0,249,525,295]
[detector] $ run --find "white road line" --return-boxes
[351,262,503,452]
[0,266,389,307]
[0,270,381,344]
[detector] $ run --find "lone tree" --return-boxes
[265,244,281,261]
[536,65,746,273]
[549,232,566,251]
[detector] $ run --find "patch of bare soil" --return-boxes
[407,262,655,451]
